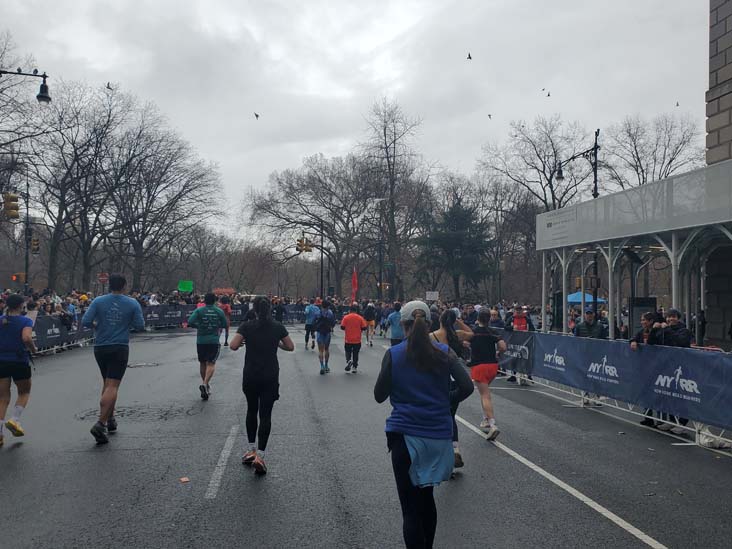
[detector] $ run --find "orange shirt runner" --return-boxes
[340,313,367,344]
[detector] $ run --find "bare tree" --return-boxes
[361,98,435,299]
[602,113,704,190]
[479,115,591,212]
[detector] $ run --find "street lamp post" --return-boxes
[556,128,601,314]
[0,68,52,103]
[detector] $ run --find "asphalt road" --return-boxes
[1,326,731,548]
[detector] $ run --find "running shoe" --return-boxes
[670,426,685,435]
[242,450,257,465]
[640,417,656,427]
[90,422,109,444]
[311,341,315,350]
[345,360,353,372]
[320,367,325,375]
[351,367,358,374]
[5,419,24,437]
[107,416,118,433]
[479,419,492,433]
[199,384,209,400]
[206,384,212,395]
[506,375,517,383]
[252,455,267,475]
[656,422,673,431]
[224,342,229,347]
[325,366,330,373]
[454,450,464,468]
[0,434,3,447]
[486,426,500,441]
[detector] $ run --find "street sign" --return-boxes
[425,291,439,301]
[97,272,109,284]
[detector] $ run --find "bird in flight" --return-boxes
[542,88,545,91]
[488,114,492,120]
[106,82,114,91]
[254,112,260,120]
[546,91,551,97]
[467,53,472,60]
[676,101,680,107]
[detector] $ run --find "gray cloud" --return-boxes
[4,0,708,215]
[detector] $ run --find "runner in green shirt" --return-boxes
[187,293,228,400]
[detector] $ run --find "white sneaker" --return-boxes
[486,426,500,441]
[670,426,685,435]
[479,419,491,433]
[656,422,672,431]
[206,384,212,395]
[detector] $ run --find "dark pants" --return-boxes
[386,432,437,549]
[344,343,361,367]
[450,385,459,443]
[305,324,315,344]
[243,382,279,451]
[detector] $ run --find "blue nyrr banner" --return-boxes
[531,333,732,430]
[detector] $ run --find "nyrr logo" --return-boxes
[544,348,565,366]
[588,356,618,378]
[47,327,60,337]
[655,366,700,395]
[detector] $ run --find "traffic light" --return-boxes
[303,238,313,252]
[31,237,40,254]
[2,192,20,220]
[11,272,26,284]
[296,238,305,252]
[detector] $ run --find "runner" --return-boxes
[218,295,232,346]
[230,296,294,475]
[429,309,473,469]
[315,300,336,374]
[387,302,404,346]
[0,294,37,446]
[467,309,506,440]
[340,303,367,373]
[363,302,377,347]
[374,300,473,549]
[187,293,228,400]
[81,274,145,445]
[304,298,320,350]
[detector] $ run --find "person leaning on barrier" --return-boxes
[630,312,662,427]
[572,307,608,339]
[649,308,691,348]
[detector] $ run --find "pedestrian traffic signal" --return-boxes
[11,272,26,284]
[303,238,314,252]
[2,192,20,219]
[31,237,40,254]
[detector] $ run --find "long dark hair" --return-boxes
[252,296,272,327]
[439,310,462,355]
[405,313,447,374]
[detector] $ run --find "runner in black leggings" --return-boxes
[375,301,473,548]
[230,296,294,475]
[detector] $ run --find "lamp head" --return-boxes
[556,164,565,182]
[36,75,51,104]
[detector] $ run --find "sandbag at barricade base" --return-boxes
[531,332,732,431]
[498,329,535,375]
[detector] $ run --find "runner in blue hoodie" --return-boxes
[82,274,145,444]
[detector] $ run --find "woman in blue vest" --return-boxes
[374,300,473,549]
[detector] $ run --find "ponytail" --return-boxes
[252,296,272,327]
[440,310,462,355]
[406,315,447,374]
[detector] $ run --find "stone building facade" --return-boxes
[707,0,732,164]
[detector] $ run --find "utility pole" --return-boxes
[23,168,30,295]
[319,220,324,298]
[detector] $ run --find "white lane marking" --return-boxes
[204,424,240,500]
[455,415,668,549]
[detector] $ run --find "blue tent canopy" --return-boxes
[566,291,607,304]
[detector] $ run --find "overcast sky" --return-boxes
[4,1,708,211]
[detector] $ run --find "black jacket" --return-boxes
[649,322,692,348]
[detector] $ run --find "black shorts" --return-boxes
[197,344,221,364]
[242,377,280,402]
[94,345,129,381]
[0,360,31,381]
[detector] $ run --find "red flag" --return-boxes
[350,266,358,303]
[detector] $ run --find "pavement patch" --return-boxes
[75,405,202,421]
[128,362,161,368]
